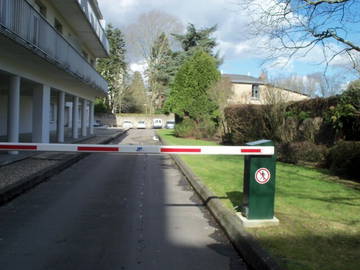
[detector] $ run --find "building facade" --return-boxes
[222,74,309,105]
[0,0,109,146]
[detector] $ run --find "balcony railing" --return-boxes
[0,0,108,92]
[77,0,109,53]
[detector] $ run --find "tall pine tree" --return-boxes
[147,33,177,111]
[122,72,148,113]
[97,24,127,113]
[172,23,222,67]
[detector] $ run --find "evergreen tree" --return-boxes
[173,23,217,53]
[122,72,147,113]
[97,24,127,113]
[172,23,222,66]
[165,50,220,122]
[147,33,177,111]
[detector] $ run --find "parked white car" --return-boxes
[153,119,163,129]
[165,120,175,129]
[122,120,133,129]
[93,120,103,127]
[93,120,108,128]
[137,120,146,129]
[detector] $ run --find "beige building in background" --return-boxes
[222,74,309,105]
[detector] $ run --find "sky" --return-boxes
[97,0,359,81]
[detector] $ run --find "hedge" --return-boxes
[224,94,359,146]
[326,141,360,180]
[224,84,360,179]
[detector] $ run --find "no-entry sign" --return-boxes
[255,168,271,184]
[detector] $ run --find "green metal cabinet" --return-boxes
[242,140,276,220]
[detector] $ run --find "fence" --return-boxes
[77,0,109,52]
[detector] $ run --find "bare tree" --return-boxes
[208,77,234,136]
[124,10,183,112]
[124,10,183,62]
[339,51,360,75]
[240,0,360,71]
[271,72,345,97]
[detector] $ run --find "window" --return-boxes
[252,85,260,99]
[35,0,47,17]
[54,18,63,34]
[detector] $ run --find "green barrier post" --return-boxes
[242,140,278,224]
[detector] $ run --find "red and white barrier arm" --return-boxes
[0,143,274,155]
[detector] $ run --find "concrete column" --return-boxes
[8,76,20,154]
[72,96,79,139]
[81,99,87,137]
[32,84,50,143]
[89,101,94,135]
[56,91,65,143]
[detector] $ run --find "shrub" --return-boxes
[339,80,360,140]
[94,98,108,113]
[224,82,359,147]
[174,118,218,139]
[298,117,327,143]
[277,142,329,164]
[326,141,360,180]
[224,105,268,144]
[342,79,360,110]
[286,96,340,118]
[197,118,218,139]
[174,118,196,138]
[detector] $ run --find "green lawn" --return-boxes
[158,129,360,270]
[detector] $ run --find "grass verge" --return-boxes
[157,129,360,270]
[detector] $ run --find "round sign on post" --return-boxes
[255,168,271,184]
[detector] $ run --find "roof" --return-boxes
[222,74,266,85]
[222,73,309,97]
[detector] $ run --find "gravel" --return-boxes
[0,159,58,189]
[0,129,124,191]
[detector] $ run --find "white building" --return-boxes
[0,0,109,146]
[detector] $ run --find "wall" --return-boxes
[50,100,89,130]
[0,95,33,136]
[0,94,88,137]
[95,113,175,128]
[229,83,308,105]
[229,83,254,104]
[20,95,33,133]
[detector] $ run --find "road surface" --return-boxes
[0,129,248,270]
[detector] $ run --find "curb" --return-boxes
[0,130,127,206]
[158,135,283,270]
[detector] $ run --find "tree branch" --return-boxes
[312,29,360,51]
[304,0,350,5]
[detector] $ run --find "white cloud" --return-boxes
[264,56,295,72]
[129,61,147,73]
[97,0,350,76]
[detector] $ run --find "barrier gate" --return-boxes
[0,140,277,224]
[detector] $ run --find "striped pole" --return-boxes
[0,143,274,155]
